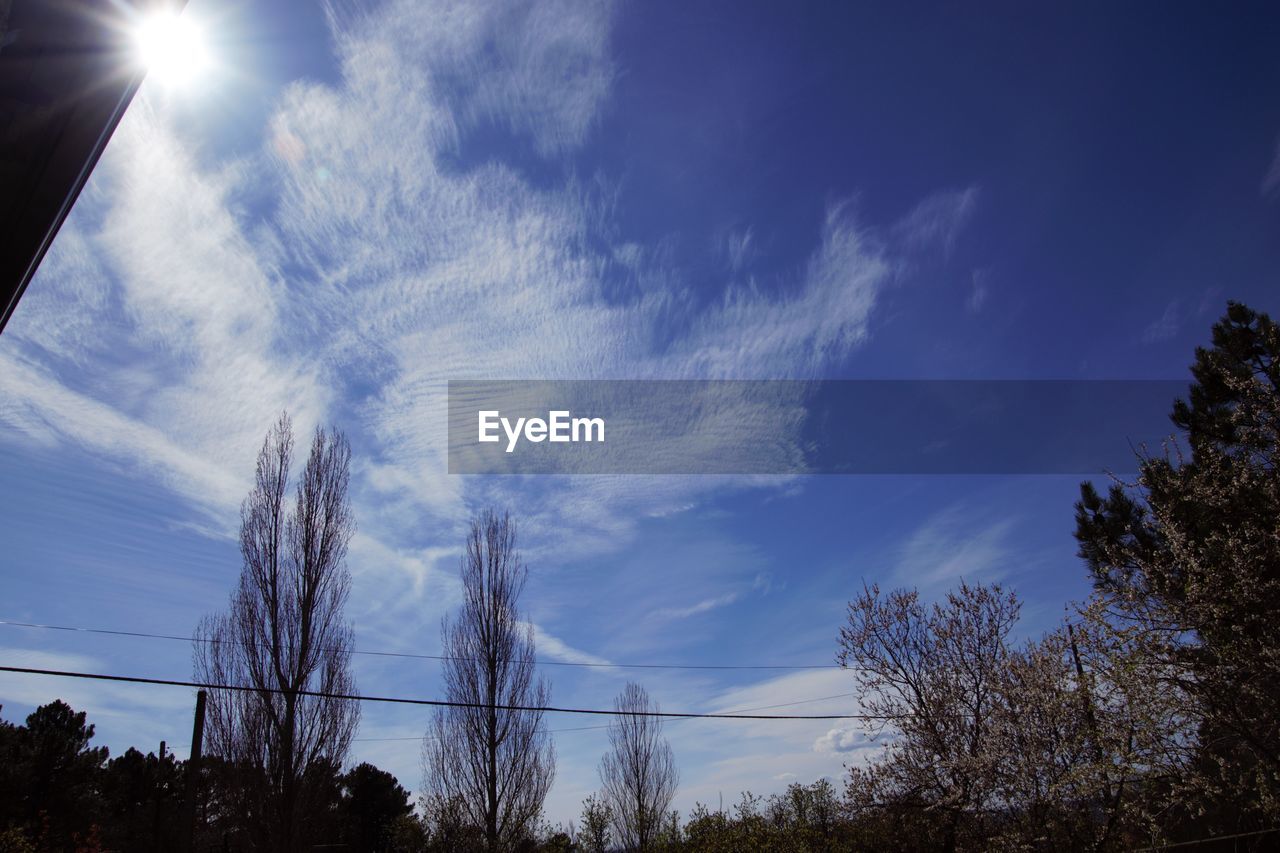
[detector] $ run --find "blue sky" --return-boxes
[2,0,1280,827]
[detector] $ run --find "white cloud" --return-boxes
[0,350,244,520]
[1262,136,1280,198]
[669,201,891,379]
[1142,300,1181,344]
[892,186,979,257]
[5,220,111,368]
[451,0,616,156]
[323,0,616,159]
[722,226,756,273]
[891,503,1016,592]
[655,668,869,815]
[0,0,985,822]
[652,592,741,621]
[967,269,990,314]
[247,0,909,574]
[813,725,864,754]
[0,646,197,758]
[528,623,615,668]
[2,94,333,528]
[1,0,917,570]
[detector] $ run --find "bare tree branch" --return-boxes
[600,682,679,851]
[194,412,359,852]
[422,510,554,852]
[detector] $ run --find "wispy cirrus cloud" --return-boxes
[648,571,776,621]
[1142,300,1182,344]
[892,186,979,258]
[1262,136,1280,199]
[0,350,245,518]
[652,591,742,621]
[890,503,1016,593]
[2,0,953,575]
[1,0,981,819]
[527,623,615,668]
[967,269,990,314]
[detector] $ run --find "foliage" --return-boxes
[0,827,36,853]
[98,745,185,850]
[836,581,1198,851]
[577,794,612,853]
[340,762,415,852]
[0,701,424,853]
[838,581,1019,849]
[681,785,848,852]
[0,700,109,851]
[1074,302,1280,834]
[386,812,431,852]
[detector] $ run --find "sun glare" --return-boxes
[133,10,210,88]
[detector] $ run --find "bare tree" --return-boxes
[194,413,359,852]
[422,510,554,852]
[838,581,1018,851]
[599,683,679,851]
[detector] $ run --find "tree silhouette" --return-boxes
[599,683,679,851]
[1075,302,1280,826]
[194,413,359,852]
[0,700,109,850]
[340,762,413,852]
[422,509,554,852]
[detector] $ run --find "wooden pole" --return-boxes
[155,740,168,853]
[181,689,207,853]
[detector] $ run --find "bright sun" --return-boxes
[133,11,211,88]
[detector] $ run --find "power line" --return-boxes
[164,722,618,749]
[165,722,620,751]
[0,619,838,672]
[359,723,613,743]
[0,665,874,721]
[351,691,859,742]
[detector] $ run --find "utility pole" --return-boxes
[181,689,207,853]
[156,740,168,853]
[1067,623,1100,745]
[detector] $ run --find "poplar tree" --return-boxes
[422,510,554,852]
[194,413,359,852]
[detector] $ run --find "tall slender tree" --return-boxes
[599,683,679,851]
[422,510,554,852]
[194,413,359,852]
